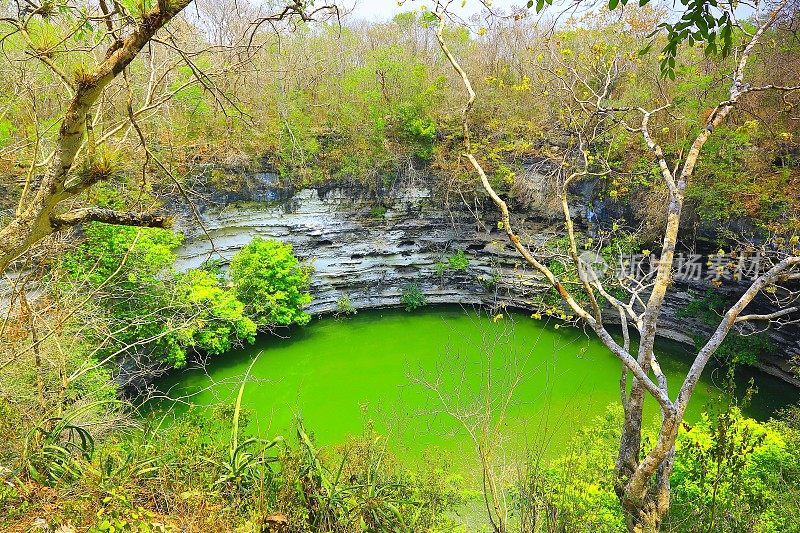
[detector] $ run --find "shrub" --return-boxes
[396,103,437,159]
[668,408,800,532]
[175,269,257,357]
[230,237,312,328]
[447,250,469,271]
[61,223,193,367]
[1,397,464,532]
[401,283,426,311]
[434,250,470,277]
[679,290,772,366]
[369,205,387,220]
[514,406,626,533]
[61,227,299,368]
[335,294,357,317]
[62,222,181,286]
[514,402,800,533]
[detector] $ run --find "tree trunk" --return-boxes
[0,0,193,274]
[620,460,674,533]
[617,413,679,532]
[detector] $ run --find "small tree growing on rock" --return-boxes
[229,237,312,329]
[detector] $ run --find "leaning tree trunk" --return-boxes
[430,3,798,532]
[0,0,192,273]
[618,418,679,532]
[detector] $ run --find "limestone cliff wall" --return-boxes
[172,174,800,386]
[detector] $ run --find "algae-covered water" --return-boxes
[154,306,797,470]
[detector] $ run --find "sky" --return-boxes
[346,0,525,21]
[342,0,755,27]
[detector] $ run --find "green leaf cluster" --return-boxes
[516,403,800,531]
[335,294,358,317]
[679,290,773,366]
[62,225,309,368]
[175,269,257,356]
[670,408,800,532]
[229,236,312,328]
[400,283,426,312]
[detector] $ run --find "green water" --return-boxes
[154,305,798,472]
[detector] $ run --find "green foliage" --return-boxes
[686,126,753,222]
[62,223,191,366]
[319,40,442,176]
[2,0,796,233]
[171,63,211,114]
[395,102,437,159]
[0,484,26,522]
[477,270,501,289]
[175,269,257,357]
[369,205,386,220]
[62,226,303,368]
[447,250,470,271]
[599,231,642,264]
[658,2,734,78]
[90,491,167,533]
[335,294,357,317]
[277,89,322,176]
[669,408,800,532]
[487,164,516,194]
[530,230,641,313]
[713,333,771,367]
[514,406,626,532]
[516,403,800,532]
[677,289,728,324]
[230,237,312,328]
[3,395,464,531]
[400,283,426,312]
[0,118,13,148]
[434,250,470,277]
[204,358,283,494]
[679,290,772,366]
[63,223,181,287]
[291,419,463,532]
[548,0,736,79]
[51,351,119,406]
[119,0,158,18]
[683,124,799,229]
[23,400,117,486]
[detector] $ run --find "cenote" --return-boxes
[153,305,798,473]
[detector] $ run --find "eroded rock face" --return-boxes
[172,175,800,386]
[175,183,524,313]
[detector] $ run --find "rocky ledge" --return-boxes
[172,173,800,387]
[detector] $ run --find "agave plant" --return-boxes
[295,418,346,530]
[295,420,417,533]
[23,399,116,486]
[204,353,283,493]
[93,441,163,491]
[211,436,282,492]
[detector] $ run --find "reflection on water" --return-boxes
[152,305,798,471]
